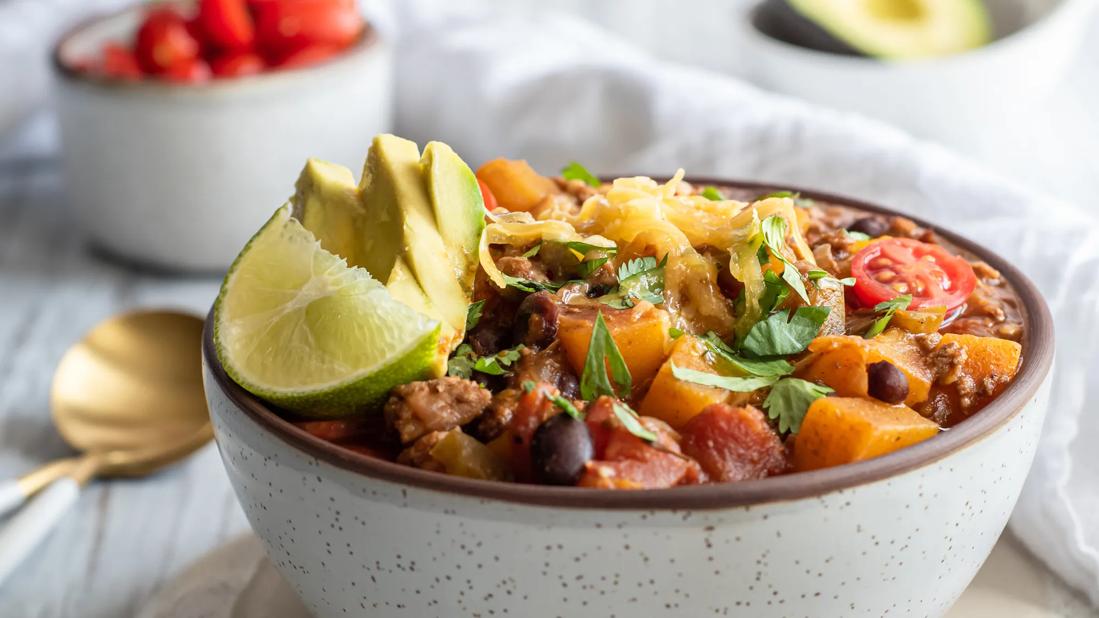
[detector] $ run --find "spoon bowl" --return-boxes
[49,310,211,477]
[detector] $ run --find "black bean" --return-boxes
[848,216,890,238]
[867,361,909,404]
[514,291,559,348]
[530,413,593,485]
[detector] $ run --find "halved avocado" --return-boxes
[359,135,469,338]
[421,141,486,295]
[757,0,991,60]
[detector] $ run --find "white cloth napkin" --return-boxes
[3,0,1097,609]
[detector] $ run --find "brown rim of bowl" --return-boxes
[51,2,379,89]
[202,178,1054,511]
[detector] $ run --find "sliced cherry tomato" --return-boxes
[134,8,202,75]
[254,0,363,59]
[850,237,976,311]
[198,0,256,50]
[210,50,266,77]
[477,178,498,211]
[162,58,212,83]
[101,43,142,80]
[272,43,341,69]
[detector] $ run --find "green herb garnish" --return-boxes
[561,161,601,188]
[611,401,657,443]
[502,274,566,293]
[549,393,583,420]
[668,327,685,339]
[758,270,790,315]
[763,378,833,434]
[755,190,799,201]
[600,255,667,309]
[701,186,725,201]
[472,345,524,376]
[845,230,871,242]
[863,294,912,339]
[465,300,485,330]
[447,344,478,379]
[701,332,794,378]
[741,306,831,357]
[565,240,617,256]
[580,312,632,400]
[671,364,779,392]
[522,243,542,258]
[760,216,810,305]
[807,269,855,288]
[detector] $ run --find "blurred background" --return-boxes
[1,0,1097,616]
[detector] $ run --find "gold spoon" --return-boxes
[0,310,211,584]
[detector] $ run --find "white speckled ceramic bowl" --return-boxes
[52,4,393,272]
[202,181,1054,618]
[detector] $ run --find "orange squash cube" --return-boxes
[798,329,933,407]
[638,336,732,428]
[475,159,558,212]
[557,302,672,392]
[793,397,939,471]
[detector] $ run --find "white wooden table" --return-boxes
[0,166,248,617]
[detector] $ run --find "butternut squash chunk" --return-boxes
[935,333,1022,410]
[798,329,933,406]
[639,336,732,428]
[892,306,946,334]
[557,302,672,390]
[475,159,557,212]
[793,397,939,471]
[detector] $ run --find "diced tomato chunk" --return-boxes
[101,43,142,79]
[680,404,788,482]
[162,58,212,83]
[272,43,342,69]
[134,8,202,75]
[198,0,256,50]
[507,382,559,482]
[211,51,266,77]
[579,411,702,489]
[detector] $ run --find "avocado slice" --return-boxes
[757,0,991,60]
[421,142,486,295]
[359,135,469,338]
[291,159,365,265]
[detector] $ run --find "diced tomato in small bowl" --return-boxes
[66,0,365,84]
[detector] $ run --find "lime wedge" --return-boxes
[213,206,445,417]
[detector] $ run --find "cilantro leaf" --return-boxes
[763,378,833,434]
[845,230,871,242]
[760,216,810,305]
[565,240,617,256]
[701,186,725,201]
[465,300,485,331]
[668,327,684,339]
[601,255,667,309]
[447,344,477,379]
[522,243,542,258]
[578,256,610,278]
[561,161,601,188]
[701,332,794,378]
[741,306,831,357]
[755,190,799,201]
[611,401,658,443]
[671,364,779,392]
[758,270,790,315]
[580,312,632,400]
[502,274,565,293]
[864,294,912,339]
[549,393,583,420]
[472,345,524,376]
[807,269,855,288]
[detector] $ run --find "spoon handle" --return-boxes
[0,477,80,585]
[0,481,24,518]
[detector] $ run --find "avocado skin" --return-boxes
[755,0,863,56]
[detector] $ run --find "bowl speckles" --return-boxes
[202,180,1053,617]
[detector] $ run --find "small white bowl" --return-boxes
[740,0,1094,147]
[202,183,1055,618]
[51,5,393,272]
